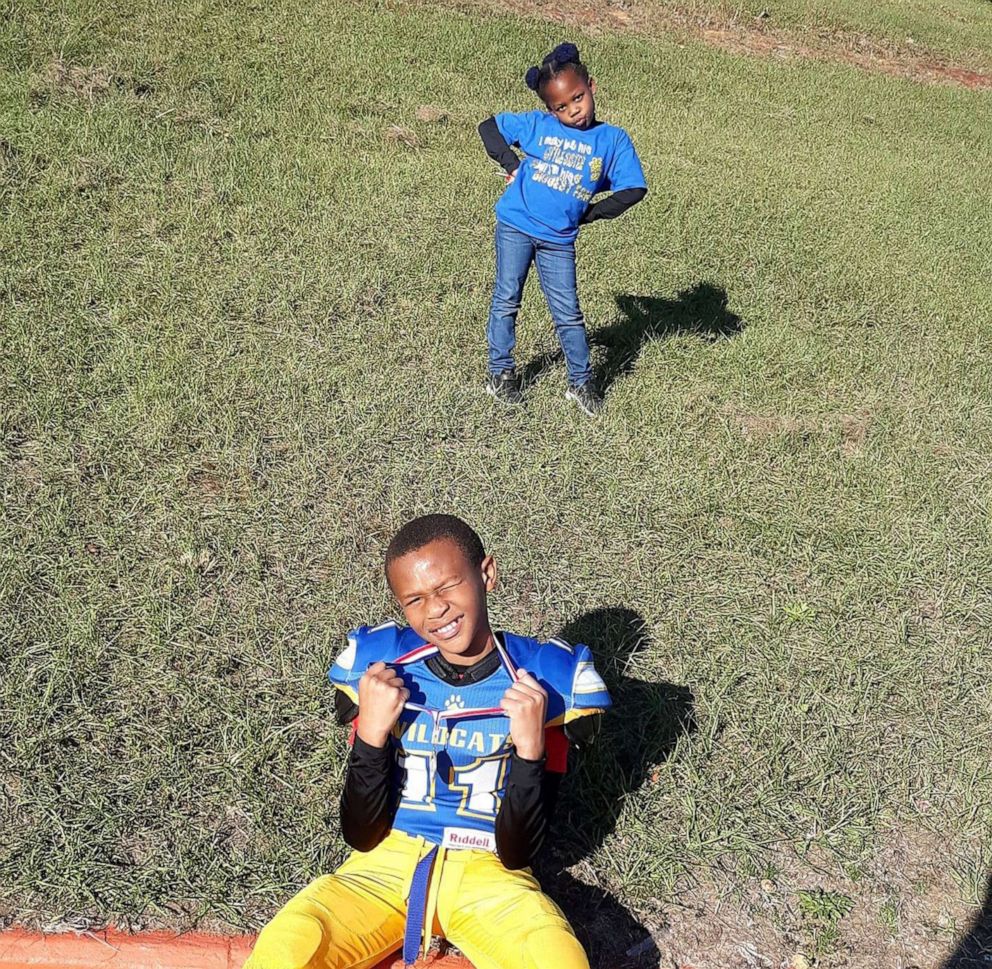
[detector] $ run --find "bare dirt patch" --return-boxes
[2,435,45,493]
[32,58,156,106]
[415,104,452,124]
[837,412,869,457]
[187,466,228,498]
[625,828,981,969]
[422,0,992,91]
[44,58,113,100]
[724,406,873,455]
[695,19,992,91]
[384,124,421,148]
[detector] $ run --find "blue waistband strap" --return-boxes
[403,845,438,966]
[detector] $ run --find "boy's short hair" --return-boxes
[385,514,486,574]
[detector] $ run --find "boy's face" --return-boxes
[387,538,497,665]
[543,68,597,129]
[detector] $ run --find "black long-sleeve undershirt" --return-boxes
[578,185,647,224]
[478,115,647,225]
[339,732,561,869]
[339,734,395,852]
[478,115,521,176]
[334,649,597,870]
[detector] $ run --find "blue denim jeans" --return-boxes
[486,220,592,386]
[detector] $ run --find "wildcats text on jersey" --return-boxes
[393,718,510,755]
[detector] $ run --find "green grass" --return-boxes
[2,0,992,959]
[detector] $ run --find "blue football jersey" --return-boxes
[329,622,611,852]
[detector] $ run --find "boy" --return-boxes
[245,514,611,969]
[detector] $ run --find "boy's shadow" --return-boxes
[521,282,744,393]
[535,607,696,968]
[943,874,992,968]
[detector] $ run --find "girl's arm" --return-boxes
[478,116,520,176]
[583,128,647,225]
[579,186,647,225]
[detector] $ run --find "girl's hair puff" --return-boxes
[524,42,590,98]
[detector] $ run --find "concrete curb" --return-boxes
[0,930,255,969]
[0,930,472,969]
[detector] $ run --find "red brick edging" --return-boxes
[0,929,472,969]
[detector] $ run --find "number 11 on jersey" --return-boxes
[397,750,509,819]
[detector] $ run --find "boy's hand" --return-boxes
[356,661,409,748]
[505,166,518,184]
[500,671,547,761]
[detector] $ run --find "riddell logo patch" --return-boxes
[442,827,496,852]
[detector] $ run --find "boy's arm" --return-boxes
[493,713,601,870]
[579,186,647,225]
[479,116,521,176]
[494,679,603,869]
[494,670,553,869]
[494,752,561,870]
[336,660,409,852]
[492,641,609,868]
[339,733,396,852]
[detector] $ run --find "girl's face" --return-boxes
[543,68,597,129]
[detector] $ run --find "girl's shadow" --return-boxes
[535,607,696,968]
[521,281,744,393]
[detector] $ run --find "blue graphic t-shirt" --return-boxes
[494,111,647,244]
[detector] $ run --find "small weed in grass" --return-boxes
[879,897,899,936]
[798,889,855,959]
[782,601,816,625]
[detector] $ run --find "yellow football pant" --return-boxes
[244,830,589,969]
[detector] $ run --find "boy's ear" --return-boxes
[589,77,597,95]
[480,554,498,592]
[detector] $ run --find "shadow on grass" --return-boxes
[534,607,696,969]
[943,874,992,968]
[521,282,744,393]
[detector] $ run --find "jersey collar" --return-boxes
[393,633,519,723]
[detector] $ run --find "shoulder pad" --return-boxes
[328,621,416,700]
[527,636,612,727]
[501,633,564,725]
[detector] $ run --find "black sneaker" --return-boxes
[565,381,604,416]
[487,370,524,405]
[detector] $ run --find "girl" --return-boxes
[479,42,647,415]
